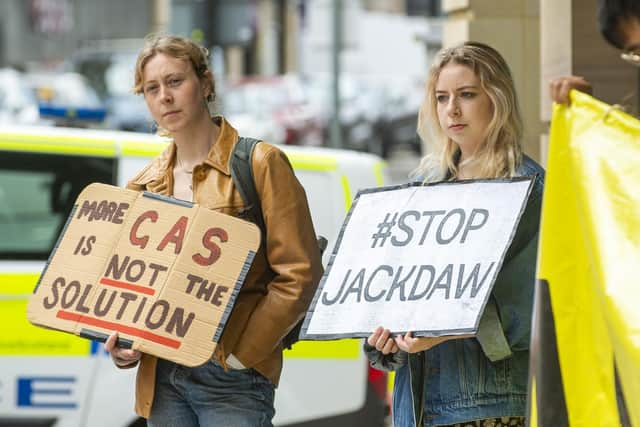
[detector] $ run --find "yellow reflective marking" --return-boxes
[341,175,352,211]
[2,274,40,295]
[288,153,338,172]
[388,371,395,394]
[0,134,116,157]
[374,161,386,186]
[283,339,360,359]
[530,377,538,426]
[121,140,169,157]
[0,273,90,355]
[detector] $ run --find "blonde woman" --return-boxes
[365,42,544,426]
[104,34,322,427]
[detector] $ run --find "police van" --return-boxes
[0,125,389,427]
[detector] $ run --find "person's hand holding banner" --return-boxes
[105,331,141,368]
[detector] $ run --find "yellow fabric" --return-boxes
[536,91,640,426]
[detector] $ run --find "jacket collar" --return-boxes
[129,116,239,190]
[202,116,238,176]
[158,116,238,176]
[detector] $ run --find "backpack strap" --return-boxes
[230,137,266,243]
[231,136,327,350]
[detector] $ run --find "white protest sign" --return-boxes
[301,177,534,339]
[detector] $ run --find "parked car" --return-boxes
[304,73,385,156]
[221,75,323,146]
[0,68,42,126]
[26,71,107,127]
[0,125,390,427]
[371,76,423,158]
[70,50,153,133]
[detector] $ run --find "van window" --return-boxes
[0,152,115,260]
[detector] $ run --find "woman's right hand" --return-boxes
[105,332,142,368]
[367,326,399,355]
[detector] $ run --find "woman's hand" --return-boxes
[367,326,399,355]
[395,332,474,353]
[105,332,142,368]
[549,76,593,105]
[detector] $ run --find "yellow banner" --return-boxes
[531,91,640,426]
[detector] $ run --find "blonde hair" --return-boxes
[133,34,215,102]
[413,41,523,182]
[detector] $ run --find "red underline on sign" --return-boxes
[99,277,155,295]
[56,310,181,349]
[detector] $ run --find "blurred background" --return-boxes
[0,0,636,183]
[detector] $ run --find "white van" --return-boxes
[0,125,389,427]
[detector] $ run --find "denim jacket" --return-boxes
[364,155,544,426]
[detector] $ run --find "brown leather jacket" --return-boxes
[125,117,323,417]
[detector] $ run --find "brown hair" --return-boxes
[414,41,523,182]
[133,34,215,102]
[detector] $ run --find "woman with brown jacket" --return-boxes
[105,34,323,427]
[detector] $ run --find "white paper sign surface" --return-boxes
[301,178,534,340]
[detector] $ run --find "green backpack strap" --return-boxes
[230,136,328,349]
[230,136,266,243]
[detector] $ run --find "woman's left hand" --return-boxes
[394,332,474,353]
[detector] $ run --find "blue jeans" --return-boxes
[148,358,275,427]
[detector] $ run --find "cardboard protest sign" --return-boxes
[27,183,260,367]
[301,178,535,340]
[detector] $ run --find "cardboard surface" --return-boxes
[301,178,534,340]
[27,183,260,367]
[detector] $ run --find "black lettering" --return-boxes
[321,269,351,305]
[427,264,453,299]
[210,286,229,307]
[195,280,216,302]
[105,201,118,222]
[386,265,416,302]
[436,209,465,244]
[419,210,446,245]
[148,263,168,287]
[391,210,419,246]
[43,277,64,309]
[94,288,116,316]
[132,296,148,323]
[364,265,393,302]
[113,203,129,224]
[145,300,170,330]
[104,254,129,280]
[75,284,92,313]
[460,209,489,243]
[185,274,203,294]
[165,308,195,337]
[125,259,145,283]
[408,265,436,300]
[339,269,366,304]
[81,236,96,255]
[60,280,81,309]
[73,236,86,255]
[116,292,138,320]
[93,200,109,221]
[76,200,97,220]
[470,262,495,298]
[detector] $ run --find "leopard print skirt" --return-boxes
[439,416,525,427]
